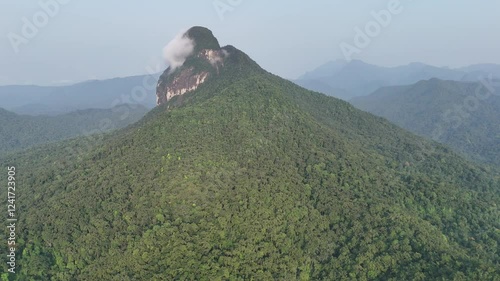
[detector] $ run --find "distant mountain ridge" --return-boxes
[295,59,500,100]
[459,63,500,80]
[351,78,500,166]
[0,74,160,116]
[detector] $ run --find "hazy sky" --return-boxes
[1,0,500,85]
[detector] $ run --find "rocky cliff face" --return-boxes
[156,27,228,105]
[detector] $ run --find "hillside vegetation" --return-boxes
[351,79,500,167]
[0,104,148,156]
[2,41,499,280]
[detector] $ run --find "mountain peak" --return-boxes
[156,27,227,105]
[185,26,221,53]
[156,27,262,106]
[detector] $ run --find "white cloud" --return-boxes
[162,29,195,72]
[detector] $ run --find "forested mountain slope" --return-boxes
[351,79,500,167]
[0,104,148,156]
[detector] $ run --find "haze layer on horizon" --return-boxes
[1,0,499,85]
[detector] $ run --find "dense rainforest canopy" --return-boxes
[1,33,499,280]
